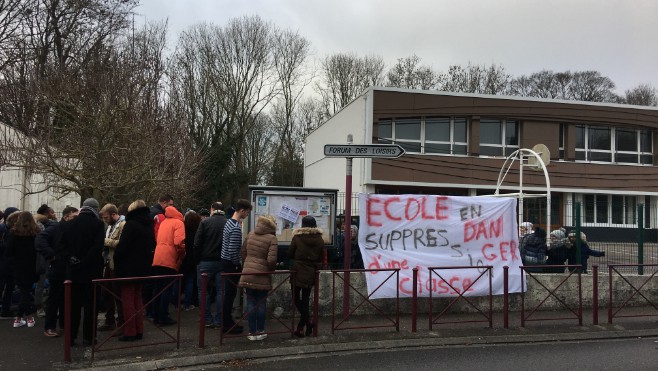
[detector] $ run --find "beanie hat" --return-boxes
[302,215,317,228]
[82,198,100,210]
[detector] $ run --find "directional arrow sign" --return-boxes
[324,144,405,158]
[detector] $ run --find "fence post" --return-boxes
[64,280,72,363]
[592,264,598,325]
[412,268,417,333]
[503,266,509,329]
[575,202,582,269]
[313,270,320,337]
[638,203,644,275]
[198,273,207,348]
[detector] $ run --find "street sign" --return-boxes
[324,144,405,158]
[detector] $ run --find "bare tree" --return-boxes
[439,62,510,94]
[568,70,618,102]
[0,2,203,206]
[169,15,283,202]
[386,54,439,90]
[623,84,658,106]
[315,53,385,117]
[268,29,312,186]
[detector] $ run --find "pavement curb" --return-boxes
[56,327,658,371]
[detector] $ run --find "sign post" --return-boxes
[325,140,405,318]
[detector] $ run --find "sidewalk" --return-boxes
[34,305,658,371]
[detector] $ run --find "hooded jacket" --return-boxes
[114,206,155,278]
[152,206,186,271]
[239,216,278,291]
[288,227,324,288]
[521,227,548,265]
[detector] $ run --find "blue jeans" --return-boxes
[197,261,223,325]
[246,288,268,334]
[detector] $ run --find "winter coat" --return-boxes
[239,216,278,291]
[35,220,66,280]
[114,206,155,278]
[104,218,126,271]
[150,204,166,239]
[567,239,604,273]
[521,228,548,266]
[58,209,105,280]
[181,221,199,275]
[288,227,324,288]
[545,230,570,273]
[4,234,37,286]
[152,206,186,272]
[194,213,227,263]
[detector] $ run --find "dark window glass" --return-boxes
[480,145,502,156]
[576,150,586,161]
[453,144,467,155]
[425,143,451,154]
[454,118,467,142]
[575,126,585,149]
[590,152,612,162]
[615,129,636,152]
[480,119,501,144]
[505,147,517,157]
[640,130,651,152]
[589,126,611,150]
[596,195,608,223]
[626,197,636,224]
[396,119,421,140]
[505,121,518,145]
[612,195,623,224]
[378,120,392,143]
[584,194,595,223]
[641,154,653,164]
[425,118,450,141]
[616,153,637,163]
[398,142,421,153]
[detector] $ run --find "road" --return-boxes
[196,337,658,370]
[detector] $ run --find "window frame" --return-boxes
[582,194,638,227]
[376,116,469,156]
[478,118,519,157]
[575,124,653,165]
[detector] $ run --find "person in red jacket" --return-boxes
[151,206,185,326]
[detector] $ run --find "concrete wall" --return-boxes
[264,271,658,317]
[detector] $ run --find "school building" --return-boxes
[304,87,658,241]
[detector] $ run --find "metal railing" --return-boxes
[607,263,658,324]
[427,266,493,329]
[331,268,400,333]
[520,265,582,326]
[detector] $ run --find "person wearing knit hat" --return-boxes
[82,198,100,210]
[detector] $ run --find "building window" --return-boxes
[584,194,637,226]
[376,117,468,155]
[425,117,467,155]
[479,119,519,157]
[575,125,652,164]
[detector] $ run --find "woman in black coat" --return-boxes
[113,201,155,341]
[5,212,41,328]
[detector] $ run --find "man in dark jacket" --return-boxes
[194,202,227,328]
[36,206,78,337]
[58,198,104,346]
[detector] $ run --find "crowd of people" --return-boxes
[0,194,325,346]
[2,195,606,347]
[518,222,606,273]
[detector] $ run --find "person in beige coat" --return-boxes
[239,215,277,341]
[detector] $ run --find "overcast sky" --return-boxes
[136,0,658,94]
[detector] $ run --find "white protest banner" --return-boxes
[358,194,525,299]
